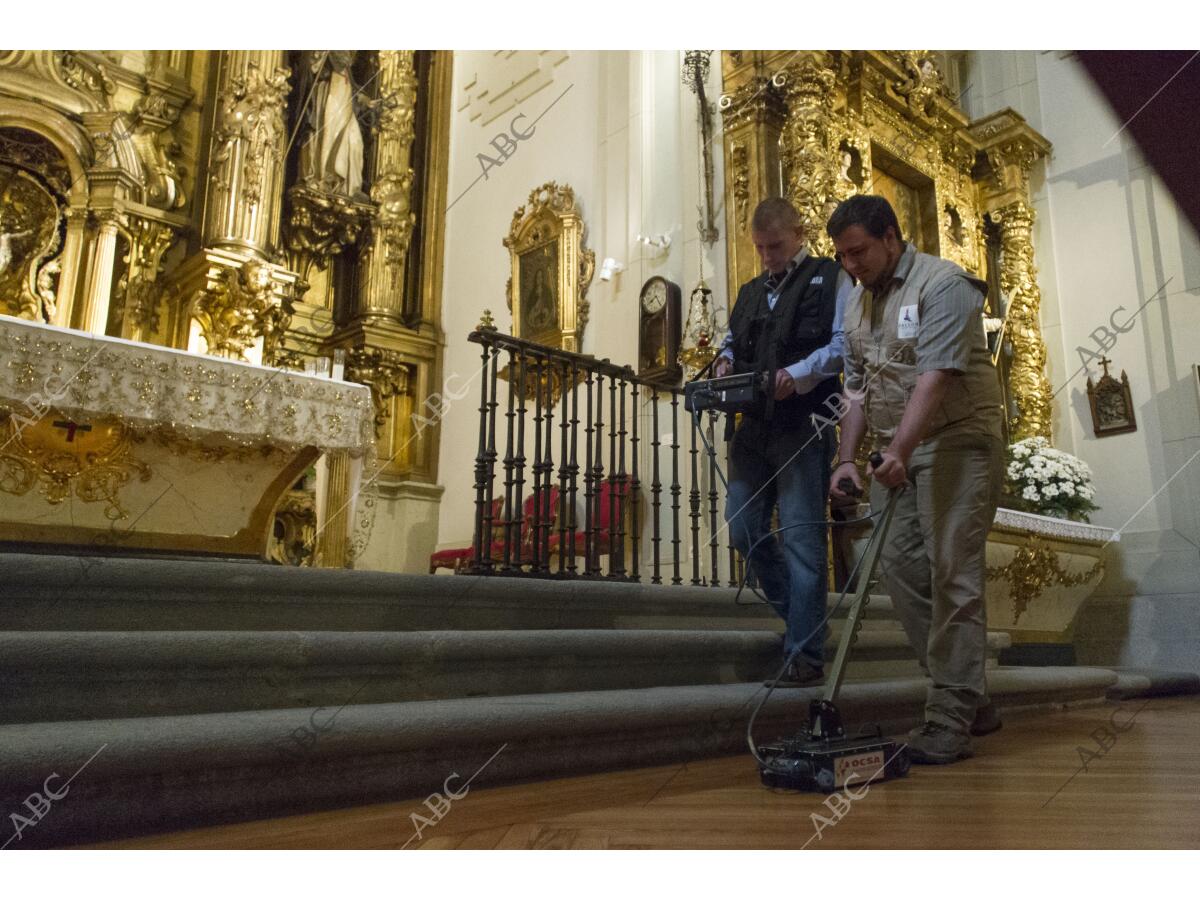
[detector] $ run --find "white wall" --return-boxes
[435,51,727,555]
[967,50,1200,671]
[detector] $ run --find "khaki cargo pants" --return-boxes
[869,433,1004,733]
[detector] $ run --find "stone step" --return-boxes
[0,666,1118,848]
[0,626,1008,724]
[0,552,901,633]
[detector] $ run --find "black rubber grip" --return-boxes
[836,477,862,498]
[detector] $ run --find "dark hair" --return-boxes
[826,194,903,243]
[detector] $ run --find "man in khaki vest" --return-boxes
[827,195,1003,764]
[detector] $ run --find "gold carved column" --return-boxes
[52,207,89,328]
[973,112,1053,441]
[332,49,442,482]
[75,209,123,333]
[174,50,298,362]
[718,52,787,304]
[321,50,452,573]
[355,50,418,320]
[201,51,290,256]
[316,449,354,567]
[334,49,421,467]
[992,199,1052,440]
[775,52,839,257]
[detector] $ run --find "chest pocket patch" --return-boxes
[897,304,919,339]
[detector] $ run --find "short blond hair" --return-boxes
[751,197,804,233]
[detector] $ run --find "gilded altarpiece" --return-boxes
[719,50,1052,442]
[0,50,452,572]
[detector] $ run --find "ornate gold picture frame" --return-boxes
[504,181,594,353]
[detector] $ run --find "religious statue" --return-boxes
[295,50,368,200]
[36,257,60,320]
[0,228,31,277]
[893,51,944,120]
[837,150,854,188]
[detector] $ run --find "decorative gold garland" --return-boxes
[986,534,1105,624]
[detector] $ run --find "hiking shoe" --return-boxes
[906,721,973,764]
[971,701,1003,737]
[764,661,825,688]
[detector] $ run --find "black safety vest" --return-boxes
[727,254,841,432]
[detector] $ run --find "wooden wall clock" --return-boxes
[637,276,682,387]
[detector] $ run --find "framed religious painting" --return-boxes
[1086,358,1137,437]
[504,181,595,353]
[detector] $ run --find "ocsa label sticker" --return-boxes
[834,750,885,788]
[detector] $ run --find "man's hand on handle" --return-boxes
[831,451,901,500]
[712,357,732,379]
[830,461,863,500]
[868,449,908,489]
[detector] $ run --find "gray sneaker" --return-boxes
[971,701,1003,737]
[906,721,974,764]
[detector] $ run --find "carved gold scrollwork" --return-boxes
[986,140,1041,198]
[118,217,175,341]
[936,169,984,276]
[192,261,294,361]
[717,78,786,132]
[730,142,750,235]
[267,488,318,566]
[55,51,116,105]
[776,55,838,255]
[0,410,151,520]
[888,50,949,121]
[285,184,374,287]
[986,535,1105,624]
[344,346,410,434]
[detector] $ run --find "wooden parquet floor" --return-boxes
[86,696,1200,849]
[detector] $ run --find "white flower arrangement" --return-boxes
[1001,436,1099,523]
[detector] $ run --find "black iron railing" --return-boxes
[464,328,746,585]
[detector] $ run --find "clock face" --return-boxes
[642,279,667,314]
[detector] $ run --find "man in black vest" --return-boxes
[713,198,852,684]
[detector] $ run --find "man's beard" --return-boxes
[862,273,888,293]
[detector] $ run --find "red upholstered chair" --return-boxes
[428,488,562,574]
[505,486,560,568]
[547,477,636,568]
[428,497,504,574]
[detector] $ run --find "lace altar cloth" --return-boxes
[0,315,373,455]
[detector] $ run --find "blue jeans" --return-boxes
[725,421,832,669]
